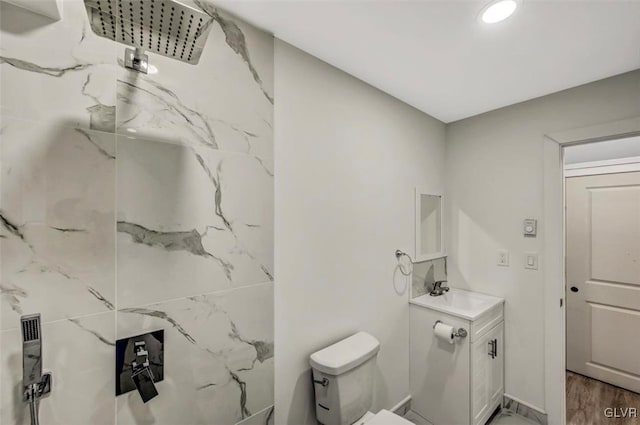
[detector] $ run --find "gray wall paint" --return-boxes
[445,69,640,410]
[274,40,446,425]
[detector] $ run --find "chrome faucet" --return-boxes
[429,280,450,296]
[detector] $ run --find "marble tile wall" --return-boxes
[0,1,273,424]
[411,257,447,298]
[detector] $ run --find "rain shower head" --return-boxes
[83,0,215,65]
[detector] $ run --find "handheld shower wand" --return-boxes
[21,314,52,425]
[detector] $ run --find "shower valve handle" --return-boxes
[23,372,52,402]
[131,340,159,403]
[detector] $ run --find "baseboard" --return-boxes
[503,394,548,425]
[390,395,412,417]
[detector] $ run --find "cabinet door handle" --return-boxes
[493,338,498,358]
[488,340,495,359]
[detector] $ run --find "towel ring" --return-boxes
[395,250,414,276]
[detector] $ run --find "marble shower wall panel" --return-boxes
[0,1,273,424]
[116,135,273,308]
[116,283,274,425]
[236,406,275,425]
[0,311,116,425]
[116,7,274,175]
[0,1,116,132]
[0,118,116,330]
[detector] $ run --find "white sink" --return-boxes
[409,288,504,320]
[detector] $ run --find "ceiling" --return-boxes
[216,0,640,123]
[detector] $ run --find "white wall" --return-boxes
[274,40,446,424]
[445,69,640,412]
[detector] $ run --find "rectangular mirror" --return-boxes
[415,188,444,261]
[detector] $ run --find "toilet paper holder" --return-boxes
[433,320,468,338]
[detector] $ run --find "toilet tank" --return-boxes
[310,332,380,425]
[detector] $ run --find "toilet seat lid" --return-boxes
[366,410,414,425]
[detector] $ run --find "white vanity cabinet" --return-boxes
[409,289,504,425]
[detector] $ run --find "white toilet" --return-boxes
[310,332,413,425]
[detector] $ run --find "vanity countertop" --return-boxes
[409,288,504,321]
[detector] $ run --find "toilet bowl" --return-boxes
[309,332,414,425]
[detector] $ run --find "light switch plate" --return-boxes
[497,249,509,267]
[524,219,537,237]
[525,252,538,270]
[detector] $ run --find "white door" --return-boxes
[566,172,640,393]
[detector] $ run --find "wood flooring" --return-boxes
[567,371,640,425]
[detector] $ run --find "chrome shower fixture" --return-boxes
[21,314,52,425]
[83,0,215,72]
[125,47,149,73]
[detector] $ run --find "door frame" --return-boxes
[564,156,640,177]
[542,116,640,425]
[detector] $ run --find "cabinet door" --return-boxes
[471,330,492,425]
[471,322,504,425]
[489,322,504,408]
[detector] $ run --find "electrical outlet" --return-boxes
[497,249,509,267]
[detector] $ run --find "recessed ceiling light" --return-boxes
[480,0,518,24]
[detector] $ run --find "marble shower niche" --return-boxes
[0,1,274,424]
